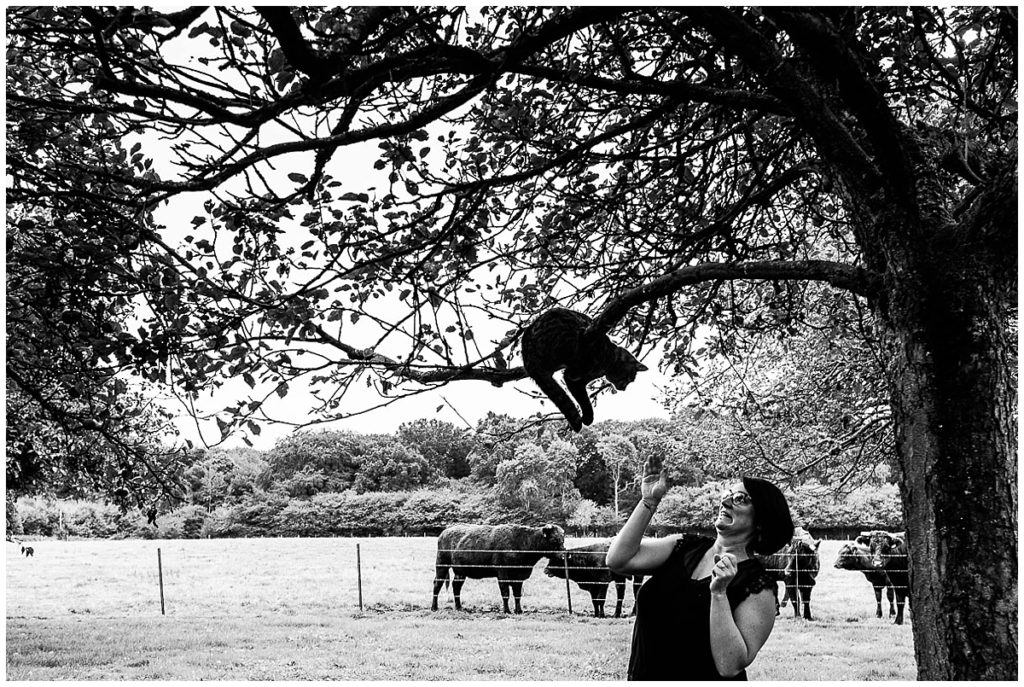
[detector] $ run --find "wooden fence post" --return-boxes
[356,543,363,612]
[157,547,166,615]
[563,553,572,615]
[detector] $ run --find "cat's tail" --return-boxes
[533,374,584,432]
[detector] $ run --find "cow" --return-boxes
[543,541,644,618]
[857,530,910,625]
[21,546,34,557]
[431,523,565,614]
[834,540,896,619]
[759,530,821,620]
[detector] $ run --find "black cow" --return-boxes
[834,541,896,619]
[543,542,644,618]
[431,523,565,614]
[857,530,910,625]
[759,532,821,620]
[21,546,34,557]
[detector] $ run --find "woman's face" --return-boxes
[715,482,756,538]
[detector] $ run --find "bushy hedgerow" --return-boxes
[652,479,902,533]
[17,497,131,538]
[13,478,902,539]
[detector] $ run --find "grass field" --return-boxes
[5,537,916,680]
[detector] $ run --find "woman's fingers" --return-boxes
[643,455,663,479]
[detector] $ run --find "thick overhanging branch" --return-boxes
[764,9,914,196]
[683,8,884,198]
[307,259,880,389]
[589,260,884,335]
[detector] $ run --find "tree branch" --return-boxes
[590,260,884,335]
[308,323,526,386]
[683,7,885,197]
[765,9,914,197]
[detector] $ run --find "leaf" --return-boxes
[276,383,289,398]
[288,172,308,183]
[340,192,370,203]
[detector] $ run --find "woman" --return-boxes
[606,458,793,681]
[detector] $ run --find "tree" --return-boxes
[596,433,639,519]
[495,441,578,514]
[350,440,436,493]
[5,7,1015,678]
[262,430,365,492]
[468,412,537,484]
[397,418,474,478]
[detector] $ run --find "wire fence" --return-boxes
[429,547,911,593]
[5,537,912,618]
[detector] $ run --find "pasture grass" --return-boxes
[6,537,916,680]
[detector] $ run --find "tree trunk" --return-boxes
[883,231,1017,679]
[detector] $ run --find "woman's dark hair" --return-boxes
[742,476,794,554]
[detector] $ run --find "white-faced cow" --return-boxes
[857,530,910,625]
[834,540,897,619]
[431,523,565,614]
[543,541,644,618]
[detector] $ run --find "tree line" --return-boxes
[9,413,900,539]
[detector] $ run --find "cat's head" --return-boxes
[606,347,648,390]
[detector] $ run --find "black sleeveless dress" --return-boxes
[627,535,777,681]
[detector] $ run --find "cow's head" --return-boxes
[540,523,565,554]
[858,530,897,569]
[834,541,871,569]
[543,551,566,578]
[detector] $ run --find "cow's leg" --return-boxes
[588,588,604,618]
[452,574,466,611]
[893,589,907,625]
[510,580,525,614]
[631,576,643,616]
[872,584,884,618]
[587,584,607,618]
[886,586,896,617]
[613,580,625,618]
[788,583,801,618]
[431,566,448,611]
[801,586,813,621]
[497,579,512,614]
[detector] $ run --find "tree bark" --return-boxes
[882,217,1017,679]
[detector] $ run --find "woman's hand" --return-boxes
[640,455,670,504]
[710,553,738,595]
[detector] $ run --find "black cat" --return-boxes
[521,308,647,432]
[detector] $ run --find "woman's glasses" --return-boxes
[720,491,753,507]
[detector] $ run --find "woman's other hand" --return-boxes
[710,553,738,595]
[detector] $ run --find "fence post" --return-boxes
[157,547,166,615]
[356,543,363,612]
[563,552,572,615]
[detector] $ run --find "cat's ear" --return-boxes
[636,361,648,372]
